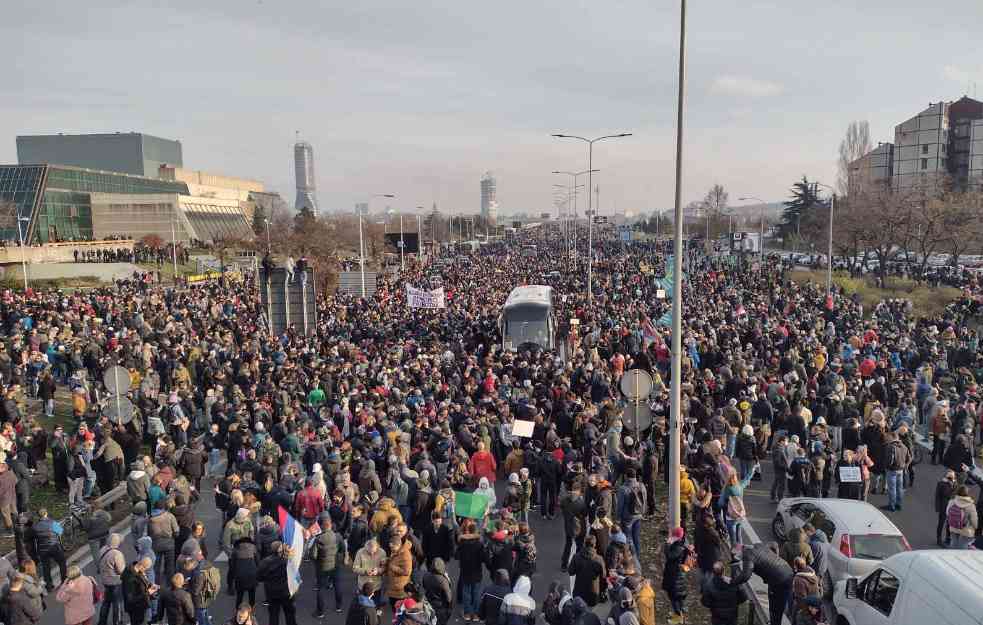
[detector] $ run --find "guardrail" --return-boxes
[740,519,786,625]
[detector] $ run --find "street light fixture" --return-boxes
[359,194,396,298]
[552,133,633,304]
[553,170,598,262]
[738,196,767,264]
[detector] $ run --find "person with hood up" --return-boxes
[946,485,979,549]
[422,557,453,625]
[498,575,537,625]
[352,538,386,607]
[467,442,497,485]
[613,586,640,625]
[478,569,512,625]
[127,460,151,507]
[564,596,601,625]
[779,527,813,569]
[230,535,259,608]
[473,478,497,530]
[662,527,689,625]
[568,535,606,607]
[700,557,753,625]
[369,497,402,535]
[223,508,255,557]
[789,557,822,617]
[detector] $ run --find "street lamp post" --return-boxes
[264,218,272,254]
[359,194,396,298]
[551,135,632,305]
[16,217,30,291]
[814,182,836,296]
[667,0,687,532]
[738,196,767,264]
[553,170,599,262]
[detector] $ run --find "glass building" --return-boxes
[0,164,189,243]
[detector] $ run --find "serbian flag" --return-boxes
[641,318,658,348]
[277,506,305,596]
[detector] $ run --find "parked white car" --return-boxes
[772,498,909,594]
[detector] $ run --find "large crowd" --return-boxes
[0,232,975,625]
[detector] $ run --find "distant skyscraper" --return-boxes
[294,136,318,214]
[480,171,498,225]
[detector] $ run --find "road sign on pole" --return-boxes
[619,369,653,401]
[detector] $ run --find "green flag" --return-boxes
[454,491,489,519]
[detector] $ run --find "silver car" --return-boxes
[772,498,910,595]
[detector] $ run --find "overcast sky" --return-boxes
[3,0,982,216]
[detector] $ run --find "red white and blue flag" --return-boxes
[277,506,305,596]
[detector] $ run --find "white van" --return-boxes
[833,550,983,625]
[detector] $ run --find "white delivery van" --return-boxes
[833,550,983,625]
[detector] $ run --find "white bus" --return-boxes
[500,285,555,352]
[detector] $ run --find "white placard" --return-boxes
[839,466,862,483]
[512,419,535,438]
[406,285,446,309]
[656,289,666,299]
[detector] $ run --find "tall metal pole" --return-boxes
[400,214,405,270]
[760,204,765,263]
[827,194,834,296]
[358,212,366,297]
[265,219,271,254]
[587,147,594,303]
[668,0,687,532]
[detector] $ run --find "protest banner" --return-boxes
[407,285,446,309]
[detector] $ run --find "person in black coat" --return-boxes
[456,523,485,621]
[484,531,514,580]
[230,537,260,608]
[345,583,380,625]
[744,543,793,625]
[421,513,455,571]
[568,536,606,607]
[693,511,725,576]
[539,452,562,519]
[700,559,753,625]
[121,558,156,625]
[257,543,298,625]
[159,573,196,625]
[835,451,863,501]
[478,568,512,625]
[662,529,689,623]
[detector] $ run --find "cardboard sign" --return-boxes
[512,420,535,438]
[838,466,862,483]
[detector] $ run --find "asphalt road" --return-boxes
[37,479,580,625]
[744,443,952,551]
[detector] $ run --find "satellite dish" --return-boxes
[103,396,135,425]
[103,366,131,396]
[620,369,653,401]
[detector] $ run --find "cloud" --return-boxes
[710,75,783,98]
[943,64,973,84]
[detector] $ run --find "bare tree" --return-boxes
[837,121,872,195]
[697,184,732,240]
[942,188,983,268]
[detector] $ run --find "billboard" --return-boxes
[384,232,420,253]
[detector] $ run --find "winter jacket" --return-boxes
[97,544,126,586]
[661,540,689,598]
[744,545,793,587]
[230,539,259,589]
[479,570,512,625]
[312,529,344,572]
[159,586,196,625]
[148,509,180,551]
[257,554,292,600]
[498,576,537,625]
[121,564,153,614]
[457,534,486,585]
[700,563,753,625]
[385,539,413,599]
[352,543,387,593]
[369,498,402,535]
[468,450,497,484]
[222,517,255,554]
[422,558,453,609]
[127,470,151,504]
[568,547,605,607]
[4,589,42,625]
[935,478,957,514]
[55,576,96,625]
[780,529,813,568]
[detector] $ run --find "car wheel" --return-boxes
[772,513,786,541]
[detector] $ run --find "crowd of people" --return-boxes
[0,231,974,625]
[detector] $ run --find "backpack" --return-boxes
[200,564,222,605]
[948,504,968,530]
[796,572,822,598]
[885,443,901,471]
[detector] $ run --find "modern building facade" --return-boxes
[480,171,498,225]
[848,142,894,195]
[0,164,253,244]
[16,132,183,177]
[892,102,949,192]
[294,140,318,214]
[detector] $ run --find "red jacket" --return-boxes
[293,486,324,520]
[468,450,497,483]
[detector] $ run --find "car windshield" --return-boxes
[851,535,908,560]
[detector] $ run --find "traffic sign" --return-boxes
[103,366,131,396]
[104,396,135,425]
[620,369,653,401]
[622,402,653,432]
